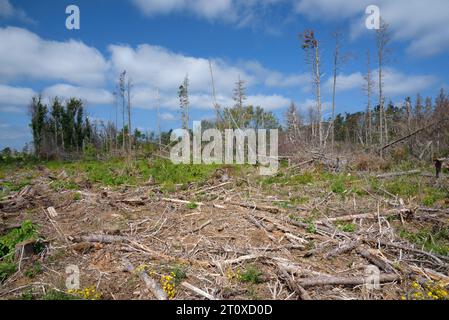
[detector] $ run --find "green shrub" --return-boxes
[238,265,263,284]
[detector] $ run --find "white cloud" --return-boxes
[0,27,109,86]
[132,0,235,20]
[324,72,364,92]
[0,0,34,23]
[131,0,288,29]
[381,68,437,96]
[0,123,31,141]
[161,113,176,121]
[243,61,309,89]
[109,44,254,94]
[295,0,449,56]
[247,94,290,111]
[0,84,36,113]
[42,84,114,105]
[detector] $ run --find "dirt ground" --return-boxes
[1,162,448,300]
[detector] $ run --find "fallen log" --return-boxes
[356,248,394,273]
[230,201,284,214]
[72,234,128,243]
[365,239,447,265]
[181,220,212,235]
[181,282,217,300]
[122,258,167,300]
[324,240,361,259]
[376,170,421,179]
[277,266,311,300]
[161,198,226,209]
[298,274,400,288]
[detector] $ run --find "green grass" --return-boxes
[422,188,447,206]
[0,220,40,282]
[50,179,79,191]
[0,175,34,199]
[73,192,82,201]
[260,172,315,186]
[335,221,357,233]
[0,220,38,259]
[42,289,77,300]
[24,262,43,279]
[186,202,199,210]
[399,228,449,256]
[0,262,16,282]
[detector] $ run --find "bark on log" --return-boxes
[181,282,217,300]
[122,258,167,300]
[73,234,128,243]
[298,274,400,288]
[277,266,312,300]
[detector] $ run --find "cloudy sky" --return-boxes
[0,0,448,150]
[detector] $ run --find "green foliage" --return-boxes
[335,221,357,233]
[170,265,187,285]
[260,172,315,186]
[73,192,82,201]
[149,159,218,189]
[422,188,447,206]
[386,178,419,198]
[186,202,198,210]
[24,262,43,279]
[42,289,77,300]
[399,228,449,256]
[0,220,39,282]
[238,265,263,284]
[0,262,16,282]
[50,179,79,191]
[0,220,37,259]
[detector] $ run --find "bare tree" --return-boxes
[363,50,374,146]
[119,70,127,152]
[209,60,222,127]
[330,31,344,152]
[127,77,133,154]
[233,75,247,109]
[376,19,391,157]
[301,30,323,148]
[155,88,161,149]
[178,74,190,131]
[285,102,302,143]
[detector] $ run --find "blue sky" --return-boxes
[0,0,448,150]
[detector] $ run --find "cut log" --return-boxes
[47,207,58,218]
[72,234,128,244]
[324,240,361,259]
[298,274,400,288]
[356,248,394,272]
[122,258,167,300]
[181,282,217,300]
[376,170,421,179]
[277,266,312,300]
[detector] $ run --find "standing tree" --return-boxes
[178,75,190,130]
[119,70,127,152]
[127,77,133,154]
[285,102,302,143]
[376,19,391,156]
[363,50,375,147]
[300,30,323,148]
[29,96,47,158]
[330,31,346,152]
